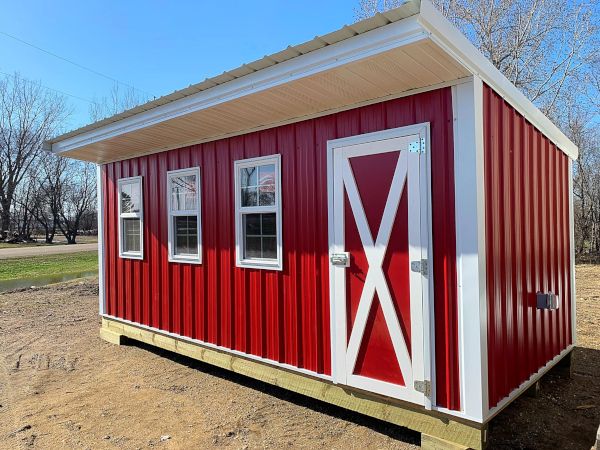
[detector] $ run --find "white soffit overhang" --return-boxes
[45,0,577,163]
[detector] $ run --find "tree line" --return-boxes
[358,0,600,262]
[0,74,146,245]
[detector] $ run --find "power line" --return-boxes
[0,71,97,105]
[0,30,155,99]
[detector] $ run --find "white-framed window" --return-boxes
[118,176,144,260]
[234,155,282,270]
[167,167,202,264]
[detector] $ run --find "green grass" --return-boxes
[0,251,98,281]
[0,242,53,249]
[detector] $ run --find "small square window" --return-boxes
[235,156,282,270]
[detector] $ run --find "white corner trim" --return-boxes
[569,159,576,345]
[166,166,203,265]
[97,164,106,315]
[417,0,578,160]
[50,17,427,155]
[452,79,488,421]
[101,314,333,382]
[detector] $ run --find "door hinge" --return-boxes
[414,380,431,396]
[409,137,426,154]
[410,259,428,276]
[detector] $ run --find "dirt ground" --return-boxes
[1,267,599,450]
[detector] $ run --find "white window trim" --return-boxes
[234,155,283,271]
[167,167,202,264]
[117,176,144,260]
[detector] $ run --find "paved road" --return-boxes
[0,243,98,259]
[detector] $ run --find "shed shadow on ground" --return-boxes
[127,341,600,450]
[488,346,600,450]
[128,340,422,447]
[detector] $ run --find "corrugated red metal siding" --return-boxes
[483,84,573,409]
[103,88,460,410]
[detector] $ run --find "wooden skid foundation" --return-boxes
[100,318,488,449]
[422,434,470,450]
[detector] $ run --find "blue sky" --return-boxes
[0,0,357,129]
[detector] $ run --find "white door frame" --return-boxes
[326,123,434,409]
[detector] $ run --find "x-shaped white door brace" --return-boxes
[343,150,413,387]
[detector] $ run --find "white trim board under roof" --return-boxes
[44,0,577,163]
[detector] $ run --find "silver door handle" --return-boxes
[331,252,350,267]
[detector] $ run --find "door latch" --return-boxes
[414,380,431,396]
[331,252,350,267]
[410,259,428,276]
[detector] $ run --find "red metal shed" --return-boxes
[44,1,577,448]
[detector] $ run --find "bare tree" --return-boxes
[89,82,148,123]
[28,154,71,243]
[354,0,600,121]
[12,166,39,241]
[57,161,97,244]
[0,73,72,239]
[354,0,403,19]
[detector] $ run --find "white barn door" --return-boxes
[329,125,432,407]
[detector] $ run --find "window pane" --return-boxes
[123,218,140,253]
[188,234,198,251]
[121,183,132,213]
[130,182,141,213]
[262,237,277,259]
[244,214,261,236]
[258,165,275,206]
[241,167,257,188]
[241,187,257,207]
[261,213,276,235]
[245,236,262,259]
[258,185,275,206]
[176,235,188,255]
[171,175,197,211]
[174,216,198,256]
[259,164,275,186]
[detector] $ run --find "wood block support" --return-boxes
[100,327,127,345]
[422,434,470,450]
[548,349,574,379]
[524,380,541,398]
[101,318,488,450]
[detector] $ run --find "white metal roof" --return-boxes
[44,0,577,162]
[45,1,420,148]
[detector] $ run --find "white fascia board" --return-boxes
[50,16,427,154]
[417,0,578,160]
